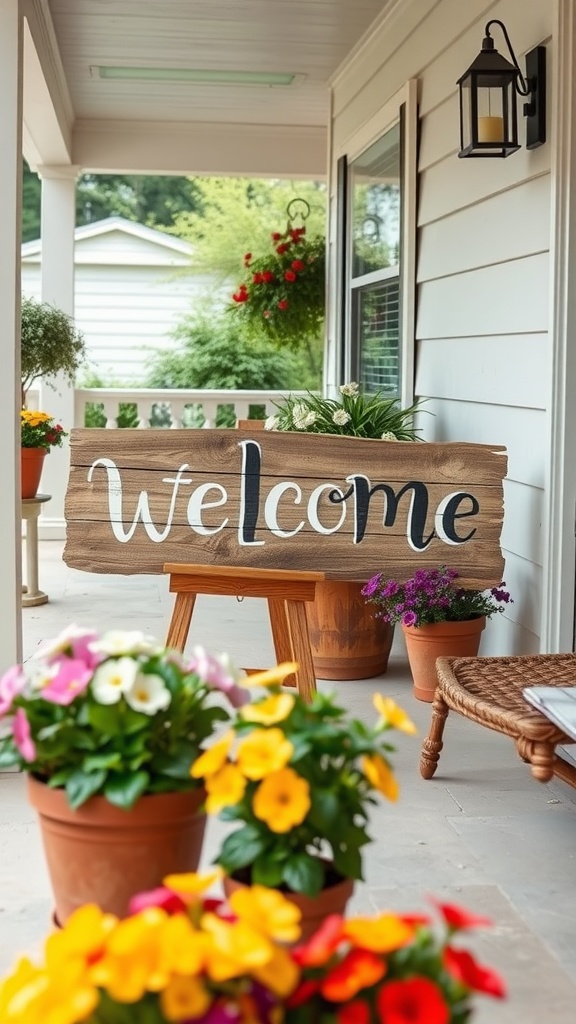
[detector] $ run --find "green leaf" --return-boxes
[309,788,340,832]
[83,751,123,772]
[87,702,123,736]
[65,769,107,809]
[252,854,285,888]
[0,747,19,768]
[218,825,268,872]
[151,741,197,779]
[332,841,363,880]
[104,770,150,810]
[282,853,325,896]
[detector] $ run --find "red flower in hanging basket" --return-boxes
[278,299,289,310]
[284,270,297,282]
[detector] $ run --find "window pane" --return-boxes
[356,278,400,395]
[351,123,400,279]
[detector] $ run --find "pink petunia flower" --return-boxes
[13,708,36,762]
[189,647,249,708]
[40,658,93,705]
[0,666,26,716]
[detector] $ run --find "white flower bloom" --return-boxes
[25,661,58,692]
[381,431,398,441]
[90,630,162,658]
[339,382,359,397]
[124,673,172,715]
[33,625,96,661]
[302,411,317,428]
[91,657,139,704]
[333,409,351,426]
[264,415,279,431]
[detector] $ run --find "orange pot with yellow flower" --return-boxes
[20,409,67,498]
[191,664,417,940]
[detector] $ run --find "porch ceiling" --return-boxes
[23,0,390,177]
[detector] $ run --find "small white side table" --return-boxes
[21,493,52,608]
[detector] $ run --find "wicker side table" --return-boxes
[420,653,576,787]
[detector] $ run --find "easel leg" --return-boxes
[268,598,296,688]
[166,593,197,652]
[284,599,316,702]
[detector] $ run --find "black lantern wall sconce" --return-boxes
[457,20,546,158]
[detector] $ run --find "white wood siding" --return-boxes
[21,225,220,383]
[329,0,552,654]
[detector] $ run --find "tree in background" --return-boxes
[144,307,314,426]
[22,162,202,242]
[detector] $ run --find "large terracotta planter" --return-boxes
[21,447,47,499]
[306,580,394,680]
[402,617,486,702]
[223,869,354,943]
[27,776,207,923]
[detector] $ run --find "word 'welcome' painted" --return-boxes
[64,429,507,586]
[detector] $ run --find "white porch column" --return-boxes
[0,0,23,669]
[37,165,79,539]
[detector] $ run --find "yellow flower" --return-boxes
[205,763,247,813]
[163,868,223,899]
[190,730,235,779]
[253,768,311,832]
[160,976,211,1021]
[236,728,294,781]
[362,754,399,802]
[373,694,417,735]
[252,943,301,998]
[0,956,98,1024]
[90,908,165,1002]
[151,913,209,984]
[228,885,302,943]
[202,914,273,981]
[344,913,414,952]
[242,662,299,688]
[240,692,295,725]
[45,903,117,968]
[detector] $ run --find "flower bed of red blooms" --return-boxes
[285,898,505,1024]
[230,224,325,345]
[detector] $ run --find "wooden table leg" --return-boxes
[268,597,297,687]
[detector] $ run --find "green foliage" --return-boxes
[269,381,422,439]
[145,309,318,425]
[0,627,235,809]
[195,679,414,897]
[79,371,141,428]
[229,226,325,349]
[21,296,86,396]
[20,411,67,449]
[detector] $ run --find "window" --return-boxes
[336,81,417,408]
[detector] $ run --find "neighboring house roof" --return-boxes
[21,216,194,268]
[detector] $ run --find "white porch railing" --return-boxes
[73,388,311,429]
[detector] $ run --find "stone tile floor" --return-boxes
[1,540,576,1021]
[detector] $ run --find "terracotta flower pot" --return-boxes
[306,580,394,680]
[223,869,354,943]
[21,447,47,499]
[402,617,486,702]
[27,776,207,923]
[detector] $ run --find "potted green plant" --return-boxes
[0,624,248,922]
[20,409,67,498]
[20,295,86,404]
[266,381,422,680]
[191,665,416,939]
[362,566,512,701]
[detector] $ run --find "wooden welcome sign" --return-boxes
[64,429,507,587]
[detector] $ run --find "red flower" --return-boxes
[276,243,290,254]
[277,299,289,311]
[320,948,386,1002]
[271,232,283,241]
[253,272,263,284]
[444,947,506,998]
[291,260,305,272]
[244,252,252,265]
[232,288,249,303]
[286,979,321,1008]
[293,914,344,967]
[337,1001,370,1024]
[262,270,274,283]
[284,270,296,282]
[290,226,306,240]
[377,977,449,1024]
[431,899,492,931]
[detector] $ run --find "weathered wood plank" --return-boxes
[64,429,508,586]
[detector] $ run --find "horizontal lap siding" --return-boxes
[331,0,552,653]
